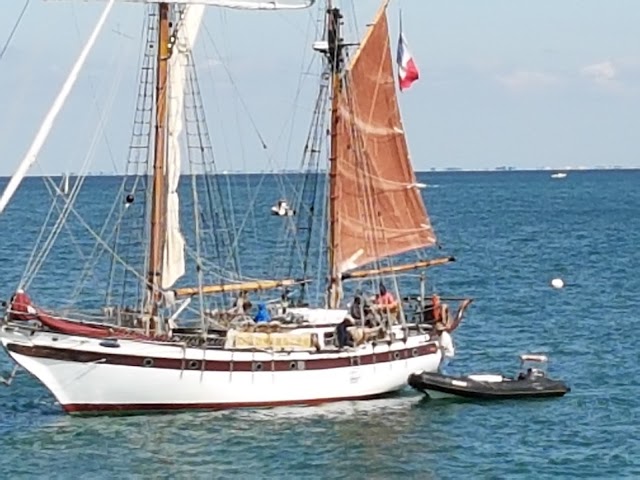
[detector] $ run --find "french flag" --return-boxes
[396,15,419,91]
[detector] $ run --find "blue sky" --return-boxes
[0,0,639,176]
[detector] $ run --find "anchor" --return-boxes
[0,365,19,386]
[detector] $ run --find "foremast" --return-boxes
[147,3,170,314]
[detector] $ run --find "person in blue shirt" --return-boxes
[254,303,271,323]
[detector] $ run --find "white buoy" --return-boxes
[551,278,565,289]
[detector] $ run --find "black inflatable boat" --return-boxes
[408,354,570,400]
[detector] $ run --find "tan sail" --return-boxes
[332,2,436,274]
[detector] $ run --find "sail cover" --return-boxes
[333,3,436,274]
[161,5,204,289]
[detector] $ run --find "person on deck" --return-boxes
[374,283,395,305]
[350,295,364,321]
[351,293,380,329]
[374,283,397,308]
[435,321,455,374]
[229,291,252,315]
[431,294,442,323]
[336,317,355,349]
[254,303,271,323]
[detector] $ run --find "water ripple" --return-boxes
[0,171,639,478]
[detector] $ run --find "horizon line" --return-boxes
[1,165,639,178]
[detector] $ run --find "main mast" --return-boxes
[326,4,344,309]
[147,3,170,311]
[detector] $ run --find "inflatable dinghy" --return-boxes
[408,354,570,400]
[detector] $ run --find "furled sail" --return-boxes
[160,5,204,289]
[59,0,316,10]
[145,0,315,8]
[333,1,436,274]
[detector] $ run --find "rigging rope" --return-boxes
[21,35,127,291]
[0,0,30,62]
[69,1,122,172]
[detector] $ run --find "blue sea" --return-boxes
[0,170,639,479]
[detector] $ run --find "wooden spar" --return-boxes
[341,256,455,280]
[173,278,310,298]
[147,3,170,307]
[326,5,343,310]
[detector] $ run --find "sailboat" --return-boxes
[0,0,471,414]
[60,174,70,195]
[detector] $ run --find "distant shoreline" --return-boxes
[1,166,639,178]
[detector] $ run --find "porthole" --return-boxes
[188,360,199,370]
[411,348,419,358]
[252,362,263,372]
[393,351,401,361]
[289,361,297,370]
[143,358,154,368]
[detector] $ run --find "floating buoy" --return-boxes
[551,278,565,289]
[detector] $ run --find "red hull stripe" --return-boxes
[7,343,438,372]
[64,392,398,415]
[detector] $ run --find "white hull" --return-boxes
[1,325,441,414]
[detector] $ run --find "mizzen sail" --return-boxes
[332,2,436,274]
[161,5,205,289]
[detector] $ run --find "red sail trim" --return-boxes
[34,312,157,340]
[8,292,159,340]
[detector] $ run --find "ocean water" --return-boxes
[0,170,639,479]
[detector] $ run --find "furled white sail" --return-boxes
[145,0,315,8]
[48,0,316,10]
[161,5,205,289]
[0,0,115,215]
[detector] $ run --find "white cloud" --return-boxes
[581,61,616,85]
[496,70,561,91]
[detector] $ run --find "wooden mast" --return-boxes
[326,4,344,309]
[147,3,170,312]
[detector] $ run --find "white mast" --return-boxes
[0,0,116,215]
